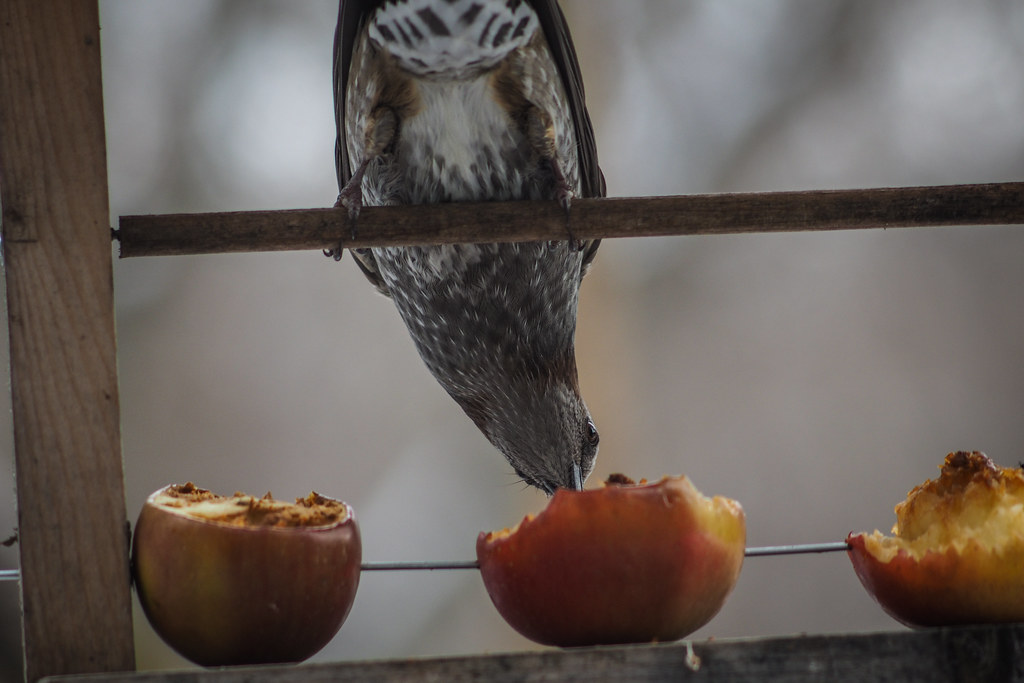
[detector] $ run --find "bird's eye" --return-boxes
[584,418,599,447]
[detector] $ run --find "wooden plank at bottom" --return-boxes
[42,624,1024,682]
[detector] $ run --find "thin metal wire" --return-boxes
[359,542,852,572]
[362,560,481,571]
[744,541,851,557]
[0,541,852,582]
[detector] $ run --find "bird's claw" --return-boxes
[338,186,363,239]
[551,159,584,252]
[546,189,583,252]
[326,183,365,260]
[561,200,584,253]
[558,190,585,252]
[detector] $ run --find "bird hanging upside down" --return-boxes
[332,0,605,494]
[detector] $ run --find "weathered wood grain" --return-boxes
[43,623,1024,682]
[0,1,135,679]
[116,181,1024,257]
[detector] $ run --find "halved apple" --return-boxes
[847,451,1024,627]
[131,483,361,666]
[477,474,746,647]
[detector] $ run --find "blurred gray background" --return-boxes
[2,0,1024,675]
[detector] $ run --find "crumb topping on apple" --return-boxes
[150,482,349,528]
[858,451,1024,562]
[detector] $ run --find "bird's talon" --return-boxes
[558,192,572,215]
[559,194,584,252]
[336,176,365,243]
[552,171,580,250]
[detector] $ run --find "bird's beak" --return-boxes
[571,462,584,491]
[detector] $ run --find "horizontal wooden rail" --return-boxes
[116,181,1024,258]
[46,623,1024,682]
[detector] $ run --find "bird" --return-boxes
[332,0,605,494]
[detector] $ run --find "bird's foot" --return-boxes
[550,158,584,252]
[325,175,365,261]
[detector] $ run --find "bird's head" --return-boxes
[459,376,599,495]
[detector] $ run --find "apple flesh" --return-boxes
[132,483,361,666]
[477,474,746,647]
[847,451,1024,627]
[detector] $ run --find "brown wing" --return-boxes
[528,1,604,200]
[333,1,389,291]
[528,0,605,272]
[334,0,380,186]
[332,0,604,275]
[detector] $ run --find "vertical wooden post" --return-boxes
[0,2,135,680]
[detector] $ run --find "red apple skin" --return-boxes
[847,532,1024,628]
[477,476,745,647]
[132,488,361,666]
